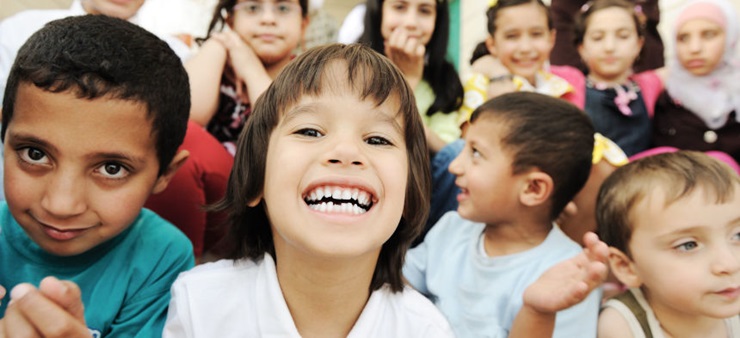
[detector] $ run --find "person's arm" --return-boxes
[185,38,229,126]
[0,277,89,338]
[509,232,609,338]
[596,306,635,338]
[210,30,272,107]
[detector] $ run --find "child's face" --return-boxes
[676,18,726,76]
[4,84,171,256]
[627,185,740,319]
[82,0,145,20]
[449,117,523,224]
[381,0,437,47]
[487,2,554,85]
[260,85,409,260]
[230,0,307,65]
[578,7,643,83]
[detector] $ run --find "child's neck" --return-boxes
[587,72,632,87]
[265,56,293,79]
[482,219,551,257]
[273,244,378,338]
[644,289,729,338]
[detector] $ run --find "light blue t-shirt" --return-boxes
[404,211,601,338]
[0,202,194,337]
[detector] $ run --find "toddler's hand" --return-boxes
[384,28,425,89]
[523,232,609,314]
[0,277,89,338]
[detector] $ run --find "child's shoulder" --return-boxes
[133,209,193,251]
[173,256,261,287]
[424,212,484,247]
[356,285,453,337]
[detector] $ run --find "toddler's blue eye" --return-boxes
[675,241,698,252]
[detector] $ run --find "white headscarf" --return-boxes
[665,0,740,129]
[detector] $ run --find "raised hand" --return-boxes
[384,27,425,89]
[0,277,89,338]
[523,232,609,313]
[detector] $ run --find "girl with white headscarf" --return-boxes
[652,0,740,162]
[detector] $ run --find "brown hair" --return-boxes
[597,151,740,256]
[212,43,430,293]
[470,92,594,220]
[573,0,645,47]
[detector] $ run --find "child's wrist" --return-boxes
[488,74,513,83]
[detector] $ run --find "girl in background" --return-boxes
[360,0,464,153]
[187,0,308,153]
[653,0,740,163]
[573,0,664,157]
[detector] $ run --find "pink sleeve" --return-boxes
[551,65,586,109]
[632,70,663,118]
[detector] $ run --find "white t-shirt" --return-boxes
[164,254,454,337]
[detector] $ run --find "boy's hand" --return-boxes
[0,277,89,338]
[384,28,425,89]
[522,232,609,314]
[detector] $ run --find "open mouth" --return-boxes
[304,186,374,215]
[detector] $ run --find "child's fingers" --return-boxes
[6,283,89,337]
[39,277,85,321]
[583,232,609,262]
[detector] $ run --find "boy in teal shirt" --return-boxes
[0,15,193,336]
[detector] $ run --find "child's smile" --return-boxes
[260,65,409,260]
[304,185,374,215]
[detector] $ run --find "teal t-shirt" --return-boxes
[0,203,194,337]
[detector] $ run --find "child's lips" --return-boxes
[715,286,740,299]
[40,223,90,241]
[685,59,706,68]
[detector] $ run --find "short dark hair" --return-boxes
[359,0,463,117]
[597,151,740,256]
[201,0,309,42]
[471,0,552,64]
[573,0,645,47]
[213,43,430,293]
[470,92,594,220]
[2,15,190,176]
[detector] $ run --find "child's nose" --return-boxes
[40,171,87,218]
[325,139,366,168]
[710,243,740,276]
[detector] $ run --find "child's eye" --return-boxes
[702,30,719,39]
[366,136,392,146]
[471,147,482,159]
[18,147,49,165]
[276,3,292,14]
[731,230,740,242]
[296,128,323,138]
[677,33,689,43]
[95,162,130,180]
[674,240,699,252]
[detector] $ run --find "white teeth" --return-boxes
[352,188,359,200]
[315,187,324,199]
[307,202,367,215]
[341,189,352,200]
[332,187,342,199]
[358,191,369,205]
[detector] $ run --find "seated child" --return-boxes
[404,92,603,337]
[653,0,740,163]
[0,15,194,336]
[163,44,608,337]
[597,151,740,337]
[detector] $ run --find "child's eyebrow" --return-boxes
[5,132,57,152]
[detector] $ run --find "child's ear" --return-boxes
[607,247,642,288]
[548,29,557,47]
[519,171,553,207]
[152,150,189,194]
[246,194,262,207]
[485,35,498,57]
